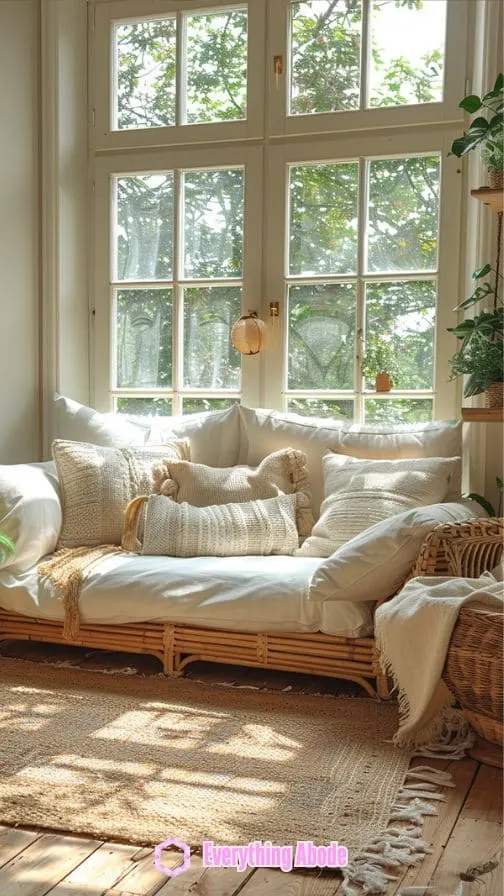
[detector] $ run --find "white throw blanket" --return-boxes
[375,573,503,748]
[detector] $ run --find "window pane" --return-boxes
[115,175,174,281]
[367,156,440,272]
[114,19,176,130]
[183,398,237,414]
[116,397,172,416]
[369,1,446,108]
[290,0,361,115]
[288,283,356,390]
[185,9,247,124]
[183,169,244,279]
[364,281,436,390]
[289,163,359,275]
[115,289,172,389]
[183,287,241,390]
[364,399,433,424]
[288,398,354,420]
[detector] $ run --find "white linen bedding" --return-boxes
[0,554,373,638]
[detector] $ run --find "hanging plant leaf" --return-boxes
[459,95,482,113]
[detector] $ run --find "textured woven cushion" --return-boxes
[125,493,307,557]
[296,453,460,558]
[308,501,484,602]
[238,406,462,515]
[53,439,190,549]
[153,449,313,536]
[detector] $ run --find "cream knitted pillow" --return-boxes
[152,448,314,536]
[296,452,460,558]
[53,439,190,548]
[123,492,308,557]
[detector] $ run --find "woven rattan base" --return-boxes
[0,609,382,697]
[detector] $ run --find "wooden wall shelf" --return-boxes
[470,187,504,213]
[462,407,504,422]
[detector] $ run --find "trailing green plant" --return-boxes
[448,262,503,397]
[464,476,503,517]
[449,73,504,175]
[0,533,15,565]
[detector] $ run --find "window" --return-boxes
[283,154,440,423]
[289,0,447,116]
[111,166,244,415]
[92,0,467,421]
[114,7,248,130]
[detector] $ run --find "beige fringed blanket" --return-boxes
[38,546,123,639]
[375,572,504,748]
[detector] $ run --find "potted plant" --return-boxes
[449,73,504,188]
[448,262,503,408]
[361,340,400,392]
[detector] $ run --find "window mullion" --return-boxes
[173,169,183,414]
[355,156,368,424]
[176,10,185,126]
[360,0,371,112]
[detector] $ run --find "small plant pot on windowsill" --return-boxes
[485,382,504,409]
[375,372,394,392]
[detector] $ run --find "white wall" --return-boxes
[0,0,41,463]
[41,0,89,457]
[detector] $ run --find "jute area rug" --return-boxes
[0,658,406,850]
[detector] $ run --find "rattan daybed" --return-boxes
[0,518,501,698]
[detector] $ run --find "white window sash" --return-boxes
[262,130,462,419]
[92,144,263,412]
[267,0,469,139]
[92,0,266,151]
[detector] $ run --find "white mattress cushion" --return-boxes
[0,554,372,638]
[54,394,151,447]
[297,453,460,558]
[238,406,462,516]
[148,403,240,467]
[0,462,61,573]
[309,501,486,603]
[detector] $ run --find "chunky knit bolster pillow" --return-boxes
[123,492,310,557]
[151,447,314,537]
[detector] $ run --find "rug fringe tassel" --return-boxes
[342,764,451,896]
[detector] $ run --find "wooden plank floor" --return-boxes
[0,641,502,896]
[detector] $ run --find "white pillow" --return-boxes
[238,406,462,516]
[53,439,189,548]
[308,501,486,602]
[124,493,305,557]
[0,462,62,572]
[148,403,240,467]
[296,453,460,558]
[54,394,151,447]
[153,449,314,536]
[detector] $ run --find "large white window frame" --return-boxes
[90,0,469,420]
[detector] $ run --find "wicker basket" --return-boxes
[485,382,504,409]
[444,604,503,746]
